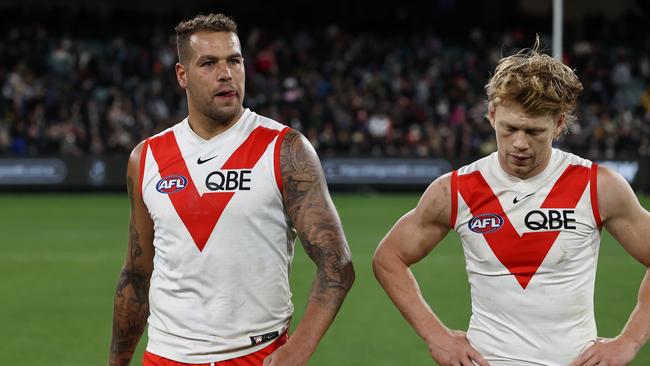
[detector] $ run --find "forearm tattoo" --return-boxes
[109,176,150,365]
[281,131,354,308]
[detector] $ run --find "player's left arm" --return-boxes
[571,165,650,366]
[264,129,355,366]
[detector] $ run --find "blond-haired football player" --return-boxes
[374,40,650,366]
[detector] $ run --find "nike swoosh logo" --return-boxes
[512,192,534,204]
[197,155,218,165]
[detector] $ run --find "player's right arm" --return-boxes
[108,142,155,366]
[570,165,650,366]
[372,174,489,366]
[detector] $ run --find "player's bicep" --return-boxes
[279,129,351,268]
[124,142,155,274]
[377,175,453,266]
[599,166,650,266]
[377,210,446,266]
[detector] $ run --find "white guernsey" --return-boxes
[140,109,295,363]
[453,149,600,365]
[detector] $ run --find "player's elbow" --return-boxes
[372,244,397,282]
[337,245,355,291]
[342,258,355,291]
[323,251,355,292]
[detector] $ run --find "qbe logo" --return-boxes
[525,209,577,230]
[156,175,188,194]
[205,170,252,191]
[469,213,504,234]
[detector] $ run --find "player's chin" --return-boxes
[507,160,534,177]
[210,99,237,110]
[207,105,241,122]
[212,96,240,107]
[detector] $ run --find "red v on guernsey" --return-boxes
[458,165,591,289]
[148,126,281,251]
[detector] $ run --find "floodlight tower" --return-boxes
[553,0,563,61]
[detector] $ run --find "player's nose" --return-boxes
[215,61,232,82]
[512,131,529,150]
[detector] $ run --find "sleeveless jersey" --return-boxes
[451,149,602,366]
[139,109,296,363]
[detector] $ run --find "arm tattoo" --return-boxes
[109,176,150,366]
[281,131,354,308]
[127,178,143,266]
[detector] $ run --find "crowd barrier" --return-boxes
[0,156,647,193]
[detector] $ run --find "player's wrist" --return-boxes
[281,334,317,359]
[616,332,645,354]
[422,326,453,349]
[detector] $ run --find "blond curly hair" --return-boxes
[485,37,584,132]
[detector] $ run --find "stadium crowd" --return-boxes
[1,20,649,160]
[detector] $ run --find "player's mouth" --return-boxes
[214,89,237,99]
[509,153,532,166]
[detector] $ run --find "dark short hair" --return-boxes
[175,13,238,64]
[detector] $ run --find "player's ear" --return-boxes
[487,102,496,129]
[553,114,566,139]
[176,62,187,89]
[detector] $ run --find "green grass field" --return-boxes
[1,193,649,365]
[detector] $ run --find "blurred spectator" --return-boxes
[0,17,648,160]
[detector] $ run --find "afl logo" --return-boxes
[156,175,188,194]
[468,213,504,234]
